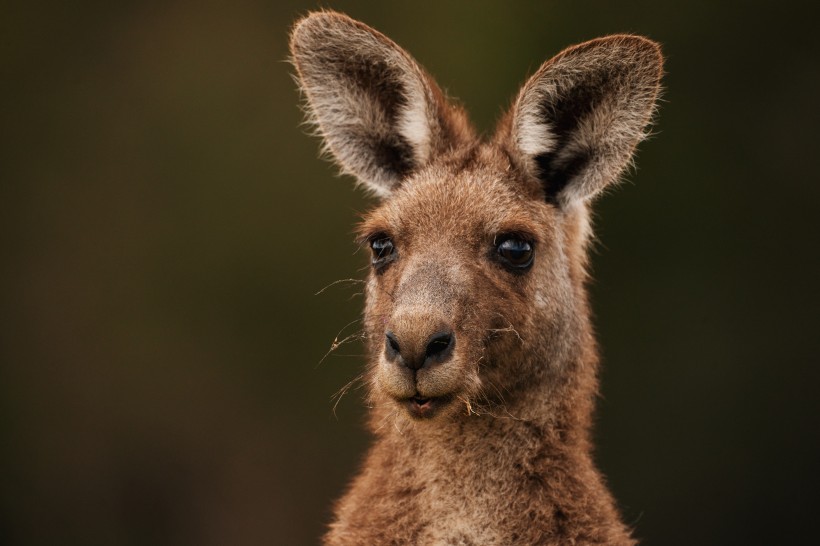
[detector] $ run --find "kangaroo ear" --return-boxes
[290,12,472,197]
[499,35,663,207]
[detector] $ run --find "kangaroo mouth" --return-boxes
[402,393,453,419]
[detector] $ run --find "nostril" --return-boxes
[385,331,401,356]
[425,332,453,358]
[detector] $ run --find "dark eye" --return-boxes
[496,236,534,270]
[370,236,395,267]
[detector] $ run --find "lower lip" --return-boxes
[403,395,452,418]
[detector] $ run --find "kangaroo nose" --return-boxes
[385,330,455,371]
[425,332,453,358]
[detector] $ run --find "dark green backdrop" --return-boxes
[2,1,818,544]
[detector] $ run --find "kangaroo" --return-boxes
[290,11,663,545]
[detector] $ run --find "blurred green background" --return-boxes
[2,1,818,544]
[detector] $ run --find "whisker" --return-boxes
[457,395,479,417]
[488,313,523,342]
[470,373,524,422]
[374,409,399,433]
[331,373,365,417]
[314,278,366,296]
[316,318,365,368]
[317,330,365,367]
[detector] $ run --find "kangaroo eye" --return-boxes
[370,236,395,266]
[497,237,534,269]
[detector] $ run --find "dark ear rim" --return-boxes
[289,10,475,198]
[497,34,664,208]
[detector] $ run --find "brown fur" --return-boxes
[290,11,663,545]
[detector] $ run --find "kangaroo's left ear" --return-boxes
[498,35,663,207]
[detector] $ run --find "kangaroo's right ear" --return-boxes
[290,12,472,197]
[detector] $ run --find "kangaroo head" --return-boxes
[290,12,662,424]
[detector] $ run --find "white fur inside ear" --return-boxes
[515,115,556,159]
[514,93,557,160]
[397,81,432,166]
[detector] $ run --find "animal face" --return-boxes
[290,11,662,424]
[357,158,580,421]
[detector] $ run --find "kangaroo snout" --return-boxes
[385,328,455,371]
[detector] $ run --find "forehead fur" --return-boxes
[358,146,554,245]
